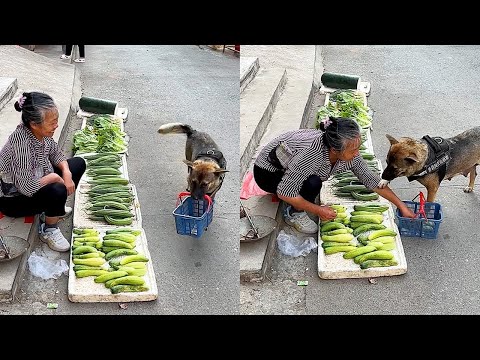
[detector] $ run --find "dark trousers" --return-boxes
[65,45,85,58]
[253,165,322,211]
[0,157,86,218]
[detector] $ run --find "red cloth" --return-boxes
[240,171,271,199]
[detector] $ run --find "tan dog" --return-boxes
[379,127,480,202]
[158,123,228,200]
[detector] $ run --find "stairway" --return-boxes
[239,48,316,282]
[0,45,81,302]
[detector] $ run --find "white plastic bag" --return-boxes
[27,251,69,280]
[276,230,318,257]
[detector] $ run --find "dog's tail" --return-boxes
[158,123,194,136]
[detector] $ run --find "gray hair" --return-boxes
[319,116,361,151]
[14,92,57,127]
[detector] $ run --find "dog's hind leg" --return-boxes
[464,165,477,193]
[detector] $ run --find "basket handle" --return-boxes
[415,192,427,219]
[176,192,213,211]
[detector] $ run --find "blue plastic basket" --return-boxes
[395,200,443,239]
[173,192,213,238]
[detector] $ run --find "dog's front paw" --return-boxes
[464,186,474,193]
[378,179,390,188]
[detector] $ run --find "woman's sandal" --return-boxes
[74,58,85,63]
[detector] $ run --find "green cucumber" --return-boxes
[360,259,398,269]
[110,285,149,294]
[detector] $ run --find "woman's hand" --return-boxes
[277,194,337,222]
[64,178,75,196]
[374,185,416,219]
[317,205,337,222]
[40,173,64,187]
[62,171,75,196]
[399,204,416,218]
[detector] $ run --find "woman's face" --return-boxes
[336,136,361,161]
[30,108,59,139]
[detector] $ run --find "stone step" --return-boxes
[240,195,281,282]
[0,77,18,112]
[240,75,316,282]
[240,57,259,93]
[0,45,81,302]
[240,68,287,180]
[0,216,39,302]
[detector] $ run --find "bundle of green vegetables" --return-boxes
[73,115,128,154]
[315,90,372,129]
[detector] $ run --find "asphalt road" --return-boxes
[0,45,239,315]
[240,45,480,315]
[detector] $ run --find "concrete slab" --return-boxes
[0,215,38,302]
[0,256,22,302]
[240,195,283,282]
[0,77,17,112]
[0,45,81,147]
[0,45,81,302]
[257,78,315,149]
[239,46,316,283]
[0,213,34,244]
[240,68,286,179]
[240,57,259,93]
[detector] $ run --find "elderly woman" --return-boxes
[253,116,415,234]
[0,92,86,251]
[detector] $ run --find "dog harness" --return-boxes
[407,135,451,182]
[196,149,227,169]
[193,149,227,196]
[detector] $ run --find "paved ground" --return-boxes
[0,45,239,315]
[240,45,480,315]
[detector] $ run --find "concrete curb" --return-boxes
[300,84,316,129]
[240,57,259,94]
[240,69,287,180]
[0,78,17,112]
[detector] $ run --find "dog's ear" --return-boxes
[386,134,399,145]
[183,159,195,169]
[405,153,419,164]
[214,169,229,174]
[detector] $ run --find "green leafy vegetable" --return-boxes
[72,115,128,154]
[315,90,372,130]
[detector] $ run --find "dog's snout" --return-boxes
[192,188,206,200]
[381,168,396,181]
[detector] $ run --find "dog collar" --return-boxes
[407,135,450,182]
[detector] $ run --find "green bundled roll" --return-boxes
[321,72,360,89]
[79,96,118,115]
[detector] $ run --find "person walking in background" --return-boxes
[0,92,86,252]
[60,45,85,63]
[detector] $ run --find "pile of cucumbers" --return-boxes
[320,204,398,269]
[72,228,149,294]
[330,151,381,202]
[83,153,135,226]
